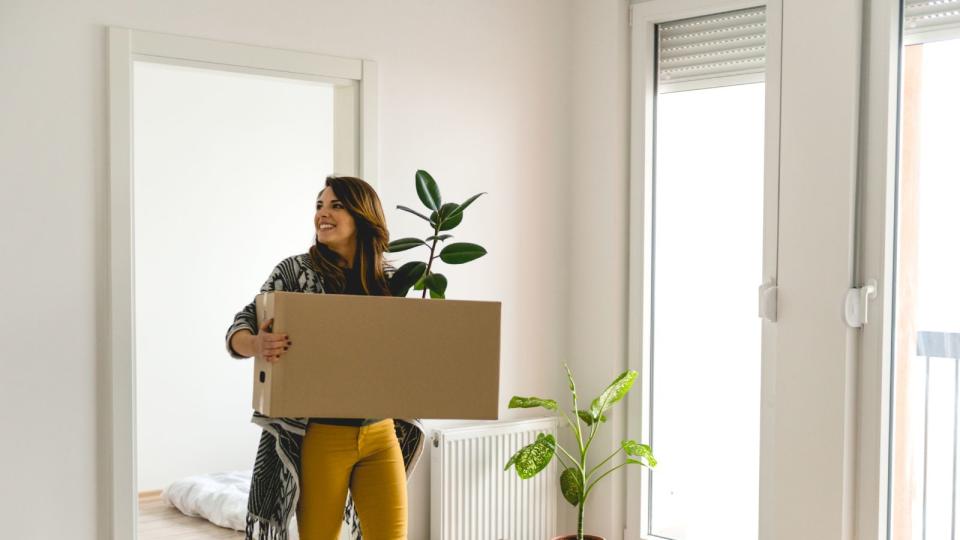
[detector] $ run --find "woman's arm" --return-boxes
[229,329,257,358]
[225,259,291,359]
[229,319,289,361]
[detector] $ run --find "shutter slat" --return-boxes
[657,7,766,93]
[904,0,960,42]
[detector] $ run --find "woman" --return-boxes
[225,175,425,540]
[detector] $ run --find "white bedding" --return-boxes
[160,470,251,531]
[160,470,300,537]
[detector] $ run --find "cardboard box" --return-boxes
[253,291,501,419]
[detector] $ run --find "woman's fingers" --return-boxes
[263,342,286,355]
[259,318,274,333]
[255,320,291,363]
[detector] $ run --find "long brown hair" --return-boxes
[308,175,391,296]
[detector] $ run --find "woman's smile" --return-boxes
[314,187,358,265]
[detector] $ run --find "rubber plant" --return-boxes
[505,365,657,540]
[386,169,487,298]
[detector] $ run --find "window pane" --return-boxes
[650,83,763,540]
[889,37,960,540]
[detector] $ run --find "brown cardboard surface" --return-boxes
[253,291,501,419]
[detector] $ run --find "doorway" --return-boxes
[109,28,376,539]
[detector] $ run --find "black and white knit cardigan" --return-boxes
[225,253,426,540]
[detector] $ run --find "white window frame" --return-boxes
[856,0,905,538]
[625,1,783,538]
[106,27,378,539]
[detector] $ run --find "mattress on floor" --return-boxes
[161,469,301,536]
[161,470,250,531]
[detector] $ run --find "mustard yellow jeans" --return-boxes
[297,419,408,540]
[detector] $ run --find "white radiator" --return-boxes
[430,418,558,540]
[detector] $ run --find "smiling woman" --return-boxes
[224,175,425,540]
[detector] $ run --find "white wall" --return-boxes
[0,1,575,538]
[566,0,632,538]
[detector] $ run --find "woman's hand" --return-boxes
[254,318,291,363]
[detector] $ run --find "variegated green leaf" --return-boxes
[559,467,583,506]
[508,433,556,479]
[576,409,607,426]
[622,440,657,467]
[589,370,637,419]
[509,396,558,411]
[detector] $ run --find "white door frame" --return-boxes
[855,0,903,538]
[625,1,782,538]
[107,27,378,539]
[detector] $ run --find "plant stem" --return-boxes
[577,501,585,540]
[556,443,578,467]
[583,413,601,458]
[584,461,630,500]
[567,373,585,456]
[560,409,580,437]
[587,447,623,480]
[421,220,441,298]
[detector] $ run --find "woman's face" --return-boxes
[315,187,357,251]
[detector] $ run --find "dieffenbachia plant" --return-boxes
[387,170,487,298]
[505,365,657,540]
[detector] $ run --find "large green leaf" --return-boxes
[559,467,583,506]
[425,234,453,243]
[507,433,556,479]
[413,273,427,291]
[622,440,657,468]
[439,242,487,264]
[430,203,462,231]
[576,409,607,426]
[388,261,426,297]
[424,273,447,298]
[509,396,558,411]
[445,192,486,222]
[387,237,428,253]
[588,370,638,420]
[397,205,432,223]
[416,170,441,212]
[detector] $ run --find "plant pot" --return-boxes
[551,536,605,540]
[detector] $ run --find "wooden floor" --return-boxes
[139,491,245,540]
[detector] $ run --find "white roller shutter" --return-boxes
[657,6,766,94]
[904,0,960,44]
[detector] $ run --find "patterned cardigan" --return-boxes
[225,253,426,540]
